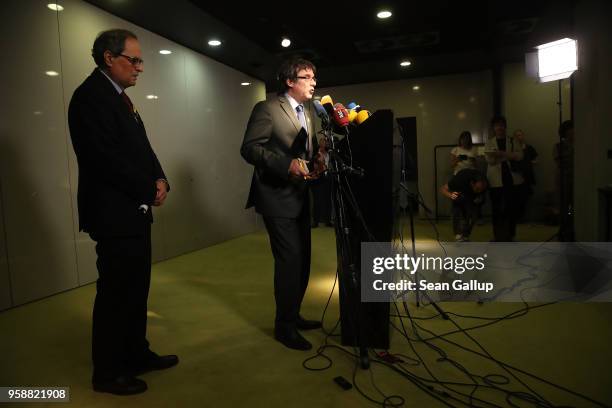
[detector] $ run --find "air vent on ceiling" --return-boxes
[275,48,321,61]
[354,32,440,53]
[497,18,538,35]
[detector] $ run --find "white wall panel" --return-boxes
[0,0,79,305]
[0,0,263,309]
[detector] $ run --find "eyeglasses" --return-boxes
[296,76,317,84]
[116,54,144,66]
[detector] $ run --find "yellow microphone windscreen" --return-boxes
[355,110,371,124]
[320,95,333,105]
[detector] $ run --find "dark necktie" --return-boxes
[121,91,139,121]
[296,104,311,156]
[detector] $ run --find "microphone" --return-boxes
[313,100,330,126]
[346,102,362,112]
[332,103,350,128]
[320,95,335,116]
[355,109,371,125]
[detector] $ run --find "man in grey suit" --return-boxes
[241,58,325,350]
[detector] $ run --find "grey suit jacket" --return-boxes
[240,93,317,218]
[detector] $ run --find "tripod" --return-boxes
[322,125,372,369]
[396,125,448,318]
[398,183,449,319]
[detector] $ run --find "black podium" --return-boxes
[335,110,394,349]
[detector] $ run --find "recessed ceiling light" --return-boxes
[241,82,251,86]
[377,10,392,19]
[47,3,64,11]
[281,38,291,48]
[146,95,159,100]
[159,50,172,55]
[412,85,420,91]
[208,39,222,47]
[400,61,411,67]
[45,70,59,76]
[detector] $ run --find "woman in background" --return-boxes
[450,131,478,175]
[449,131,484,239]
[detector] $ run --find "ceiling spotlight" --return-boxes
[400,60,411,67]
[412,85,420,91]
[281,38,291,48]
[47,3,64,11]
[45,70,59,76]
[146,95,159,100]
[208,39,222,47]
[241,82,251,86]
[377,10,392,19]
[159,50,172,55]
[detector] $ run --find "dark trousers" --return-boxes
[452,197,478,237]
[90,224,152,381]
[489,186,519,241]
[516,182,533,223]
[263,204,311,331]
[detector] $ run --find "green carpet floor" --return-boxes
[0,220,611,407]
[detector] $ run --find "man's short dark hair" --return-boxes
[490,115,507,128]
[458,131,473,149]
[92,29,138,69]
[277,57,316,91]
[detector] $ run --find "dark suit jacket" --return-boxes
[240,93,318,218]
[68,69,167,236]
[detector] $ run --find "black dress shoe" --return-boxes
[274,328,312,350]
[93,375,147,395]
[296,316,322,330]
[129,352,179,376]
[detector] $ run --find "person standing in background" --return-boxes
[450,130,486,226]
[484,116,524,241]
[513,129,538,222]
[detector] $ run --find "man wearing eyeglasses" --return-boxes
[68,29,177,395]
[241,58,326,351]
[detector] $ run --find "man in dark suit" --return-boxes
[241,58,325,350]
[68,29,177,395]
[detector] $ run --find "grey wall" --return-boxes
[573,0,612,241]
[501,63,571,221]
[314,71,494,218]
[310,65,573,223]
[0,0,262,310]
